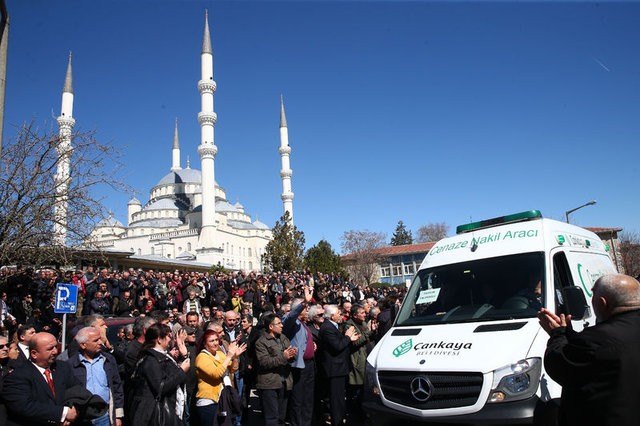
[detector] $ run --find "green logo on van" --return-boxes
[393,339,413,357]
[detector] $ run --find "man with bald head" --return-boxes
[3,332,81,426]
[538,274,640,426]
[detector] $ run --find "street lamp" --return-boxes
[565,200,597,223]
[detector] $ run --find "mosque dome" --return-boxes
[157,168,202,185]
[215,199,238,213]
[95,216,125,228]
[127,197,142,206]
[253,219,270,230]
[144,198,187,211]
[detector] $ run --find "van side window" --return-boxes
[553,252,574,312]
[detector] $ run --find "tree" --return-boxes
[304,239,344,274]
[416,222,449,243]
[390,220,413,246]
[620,231,640,278]
[0,122,127,265]
[341,230,386,286]
[262,211,305,272]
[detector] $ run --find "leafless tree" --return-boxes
[620,231,640,279]
[0,122,128,265]
[341,229,386,285]
[416,222,449,243]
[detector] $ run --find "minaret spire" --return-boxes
[279,95,294,226]
[171,117,181,171]
[280,94,287,128]
[197,10,218,254]
[202,10,212,54]
[63,51,73,94]
[54,52,76,245]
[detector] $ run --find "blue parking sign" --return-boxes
[54,283,78,314]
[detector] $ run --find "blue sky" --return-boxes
[6,1,640,253]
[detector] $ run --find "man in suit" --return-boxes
[9,324,36,368]
[319,305,360,426]
[3,332,81,426]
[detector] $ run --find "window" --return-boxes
[395,252,545,326]
[137,248,141,255]
[248,248,252,257]
[380,266,391,277]
[187,243,192,251]
[151,247,155,255]
[393,264,403,276]
[404,264,415,275]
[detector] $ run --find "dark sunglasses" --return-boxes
[0,343,8,349]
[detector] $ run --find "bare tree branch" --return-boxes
[0,121,129,264]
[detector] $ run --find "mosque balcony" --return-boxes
[281,192,294,202]
[56,116,76,129]
[279,169,292,178]
[198,144,218,159]
[198,79,217,94]
[198,111,217,126]
[278,145,291,155]
[149,228,199,241]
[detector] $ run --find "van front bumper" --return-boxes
[363,395,542,425]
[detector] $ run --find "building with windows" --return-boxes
[86,12,295,270]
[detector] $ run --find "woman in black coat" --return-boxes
[129,323,191,426]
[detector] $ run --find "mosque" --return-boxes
[54,12,294,271]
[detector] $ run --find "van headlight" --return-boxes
[363,361,381,402]
[488,358,541,403]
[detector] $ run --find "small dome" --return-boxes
[128,197,142,206]
[216,200,238,213]
[253,219,270,230]
[228,220,257,230]
[234,201,244,209]
[96,217,125,228]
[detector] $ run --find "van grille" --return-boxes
[378,371,483,410]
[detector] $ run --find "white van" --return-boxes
[363,210,616,425]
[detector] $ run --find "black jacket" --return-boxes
[545,309,640,426]
[3,360,82,426]
[128,348,187,426]
[318,320,351,378]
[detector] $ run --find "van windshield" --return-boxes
[395,252,545,326]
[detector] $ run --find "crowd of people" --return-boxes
[0,265,407,426]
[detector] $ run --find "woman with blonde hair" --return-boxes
[195,330,246,425]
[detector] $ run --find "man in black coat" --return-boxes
[538,274,640,426]
[318,304,360,426]
[3,332,82,426]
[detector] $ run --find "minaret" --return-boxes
[197,10,218,249]
[171,118,181,171]
[279,95,294,226]
[53,52,75,245]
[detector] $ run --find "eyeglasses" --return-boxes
[0,343,8,349]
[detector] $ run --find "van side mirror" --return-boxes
[562,286,590,320]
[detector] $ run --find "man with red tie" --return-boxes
[2,332,81,426]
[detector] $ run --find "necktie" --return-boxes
[44,369,56,397]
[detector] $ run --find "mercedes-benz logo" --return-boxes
[410,376,434,402]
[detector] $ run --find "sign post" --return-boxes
[54,283,78,352]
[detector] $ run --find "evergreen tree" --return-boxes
[262,211,305,272]
[304,239,344,274]
[390,220,413,245]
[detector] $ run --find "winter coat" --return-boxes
[128,348,187,426]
